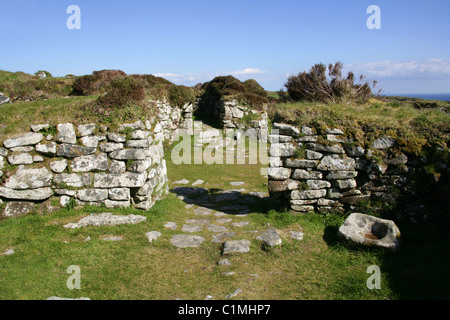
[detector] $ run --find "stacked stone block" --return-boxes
[268,123,412,214]
[0,120,169,216]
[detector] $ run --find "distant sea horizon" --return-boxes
[385,93,450,101]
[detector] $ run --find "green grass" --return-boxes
[2,139,449,300]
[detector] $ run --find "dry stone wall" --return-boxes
[0,120,169,217]
[267,122,444,218]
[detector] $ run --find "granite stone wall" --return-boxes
[0,120,169,217]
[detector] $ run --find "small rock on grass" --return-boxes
[225,288,242,299]
[290,231,304,240]
[146,231,161,243]
[3,249,14,256]
[256,228,282,247]
[164,222,177,230]
[223,240,251,254]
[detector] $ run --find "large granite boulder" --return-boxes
[337,213,401,253]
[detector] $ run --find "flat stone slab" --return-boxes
[212,232,236,244]
[216,218,233,224]
[223,240,251,254]
[63,212,146,229]
[185,218,210,225]
[47,297,91,300]
[173,179,189,185]
[193,207,213,216]
[230,181,245,186]
[171,235,205,248]
[225,288,242,299]
[256,228,282,247]
[207,224,229,233]
[102,236,123,241]
[182,224,203,233]
[231,221,249,228]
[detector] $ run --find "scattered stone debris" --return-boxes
[164,222,177,230]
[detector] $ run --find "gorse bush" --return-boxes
[279,62,378,104]
[96,77,145,108]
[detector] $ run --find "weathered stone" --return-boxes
[366,161,388,176]
[269,143,296,157]
[285,159,318,169]
[0,148,7,157]
[128,158,152,173]
[56,123,77,144]
[49,159,68,173]
[193,207,213,216]
[0,187,53,200]
[337,213,401,253]
[109,188,130,201]
[126,140,149,148]
[317,206,345,214]
[171,235,205,248]
[3,249,15,256]
[99,142,123,153]
[130,130,151,140]
[207,224,229,233]
[109,160,126,174]
[345,145,365,157]
[80,135,105,148]
[290,199,317,205]
[4,166,53,190]
[326,171,358,180]
[272,123,300,136]
[35,142,57,156]
[107,133,126,143]
[64,212,146,229]
[7,153,33,165]
[57,144,96,158]
[291,170,323,180]
[3,132,44,149]
[268,135,293,144]
[146,231,161,243]
[340,195,371,206]
[306,180,331,190]
[267,167,291,180]
[216,218,233,224]
[268,157,283,167]
[256,228,282,247]
[78,124,96,137]
[119,121,144,132]
[223,240,251,254]
[70,153,109,173]
[217,258,231,265]
[307,143,345,154]
[33,155,44,162]
[102,236,123,242]
[317,198,343,207]
[385,153,408,166]
[317,156,356,171]
[109,149,146,160]
[291,205,315,212]
[182,224,203,233]
[372,136,395,150]
[10,146,34,153]
[326,128,344,135]
[335,179,357,190]
[225,288,242,299]
[327,188,343,199]
[306,150,323,160]
[301,125,314,135]
[290,189,326,200]
[54,173,92,188]
[104,200,130,209]
[93,172,147,188]
[77,189,108,202]
[185,218,210,225]
[192,179,204,186]
[296,135,318,142]
[164,222,177,230]
[231,221,249,228]
[2,201,35,217]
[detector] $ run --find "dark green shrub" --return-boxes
[96,77,145,108]
[168,85,195,107]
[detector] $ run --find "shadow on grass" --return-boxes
[323,221,450,299]
[170,186,272,215]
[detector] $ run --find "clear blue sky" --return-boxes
[1,0,449,93]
